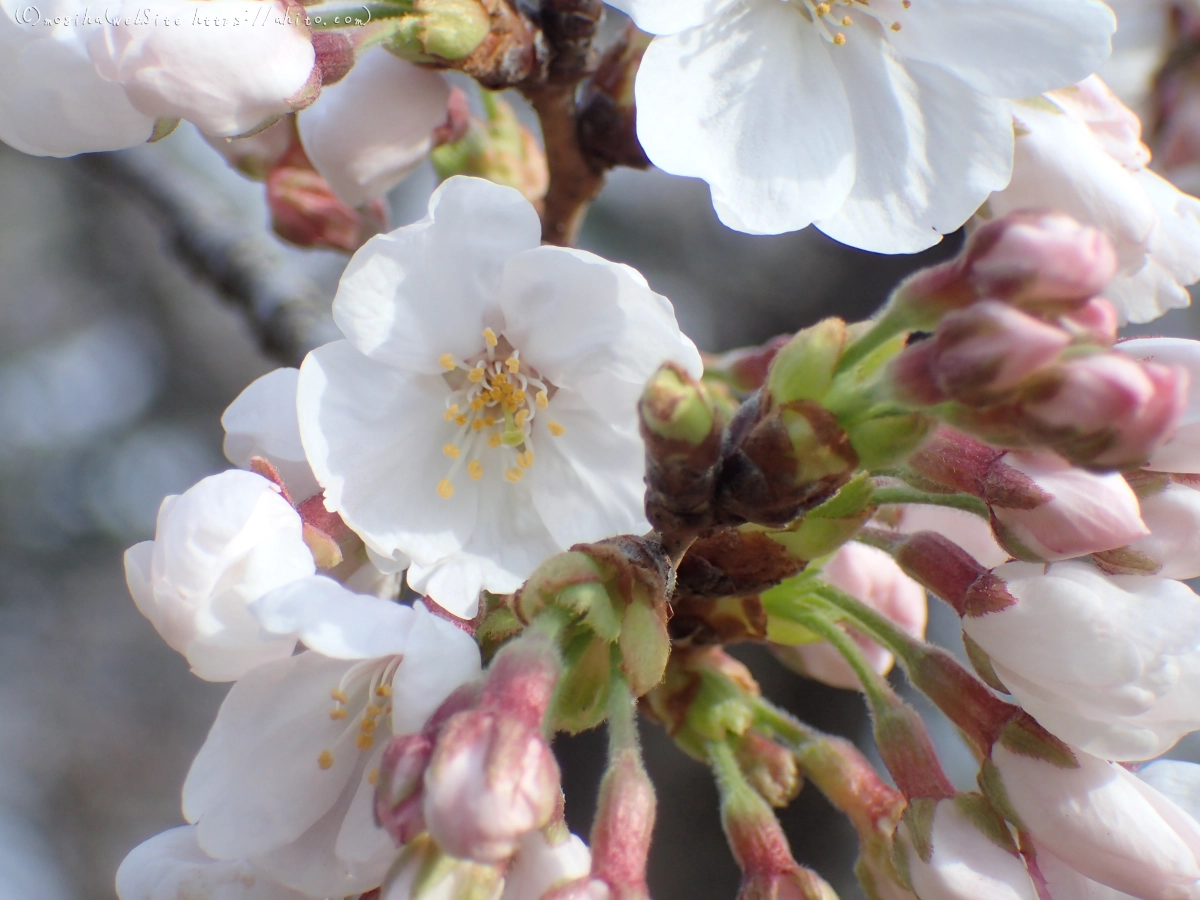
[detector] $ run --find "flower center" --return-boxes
[433,328,564,499]
[791,0,910,45]
[315,655,401,773]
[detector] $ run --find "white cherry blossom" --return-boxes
[0,0,153,156]
[297,175,701,616]
[183,579,480,898]
[90,0,316,138]
[124,469,315,682]
[116,826,308,900]
[297,49,452,208]
[964,561,1200,761]
[606,0,1115,252]
[987,77,1200,325]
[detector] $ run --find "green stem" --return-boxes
[606,664,640,763]
[834,308,913,377]
[810,585,923,670]
[305,0,414,28]
[869,485,989,519]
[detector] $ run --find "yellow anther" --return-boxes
[329,708,348,720]
[515,409,530,428]
[536,390,548,409]
[518,451,534,469]
[318,750,335,770]
[506,357,520,373]
[368,769,380,786]
[468,367,485,383]
[891,21,901,30]
[468,460,484,480]
[375,684,392,697]
[506,467,525,483]
[494,373,509,386]
[439,353,456,371]
[331,688,349,703]
[359,718,378,734]
[513,390,526,404]
[470,397,485,412]
[365,704,383,717]
[357,733,374,751]
[455,414,468,426]
[833,32,846,44]
[484,415,497,427]
[841,15,852,24]
[472,419,484,432]
[443,444,461,459]
[483,327,498,348]
[438,479,455,499]
[815,2,829,13]
[443,404,459,421]
[548,421,566,437]
[488,433,502,448]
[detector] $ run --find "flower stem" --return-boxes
[869,484,990,519]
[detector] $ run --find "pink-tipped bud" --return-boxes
[1025,354,1186,469]
[311,32,354,87]
[987,450,1148,561]
[267,145,387,252]
[964,212,1118,310]
[375,732,433,846]
[927,301,1071,403]
[589,749,657,900]
[1060,298,1118,347]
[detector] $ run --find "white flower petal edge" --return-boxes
[222,367,322,502]
[124,469,315,682]
[298,176,700,616]
[116,825,308,900]
[0,0,153,156]
[183,595,480,897]
[298,49,451,208]
[616,0,1114,250]
[1116,339,1200,474]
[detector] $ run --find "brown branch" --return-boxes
[73,149,338,368]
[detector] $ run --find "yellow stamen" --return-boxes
[548,422,565,437]
[484,415,497,427]
[365,704,383,717]
[455,414,468,426]
[468,460,484,480]
[318,750,335,770]
[472,419,484,432]
[439,353,456,371]
[488,433,502,449]
[515,409,530,428]
[891,21,901,30]
[815,2,829,13]
[375,684,392,697]
[841,15,852,25]
[513,390,526,404]
[357,733,374,751]
[330,708,347,720]
[443,444,461,459]
[505,467,524,483]
[368,769,380,786]
[470,397,485,412]
[359,718,377,734]
[443,404,459,421]
[506,357,520,374]
[536,390,548,409]
[483,327,498,348]
[331,688,349,703]
[438,479,455,499]
[468,367,485,384]
[833,32,846,44]
[518,451,534,469]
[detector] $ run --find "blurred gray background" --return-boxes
[1,115,1198,900]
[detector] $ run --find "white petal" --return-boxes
[890,0,1116,99]
[330,176,540,372]
[498,245,701,393]
[529,389,649,549]
[252,576,417,659]
[298,50,450,207]
[0,10,152,156]
[184,652,369,860]
[298,340,478,566]
[816,49,1013,254]
[116,826,308,900]
[333,748,396,869]
[602,0,738,34]
[222,367,321,502]
[635,0,856,236]
[390,604,481,734]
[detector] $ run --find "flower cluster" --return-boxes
[12,0,1200,898]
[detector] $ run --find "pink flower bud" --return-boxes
[991,741,1200,899]
[1128,479,1200,579]
[775,544,926,691]
[1060,298,1118,347]
[987,451,1147,561]
[899,798,1038,900]
[1024,353,1186,469]
[1117,338,1200,474]
[964,212,1118,310]
[929,301,1071,403]
[267,142,387,252]
[375,732,433,846]
[890,505,1010,570]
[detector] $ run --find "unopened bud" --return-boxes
[387,0,492,62]
[432,91,548,202]
[1060,297,1118,346]
[375,732,434,845]
[767,318,848,406]
[703,335,793,395]
[589,749,657,900]
[735,730,803,809]
[645,647,760,758]
[501,830,593,900]
[381,834,503,900]
[963,212,1117,311]
[205,116,293,181]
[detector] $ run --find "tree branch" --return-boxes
[73,149,338,369]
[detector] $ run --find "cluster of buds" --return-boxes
[888,213,1186,469]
